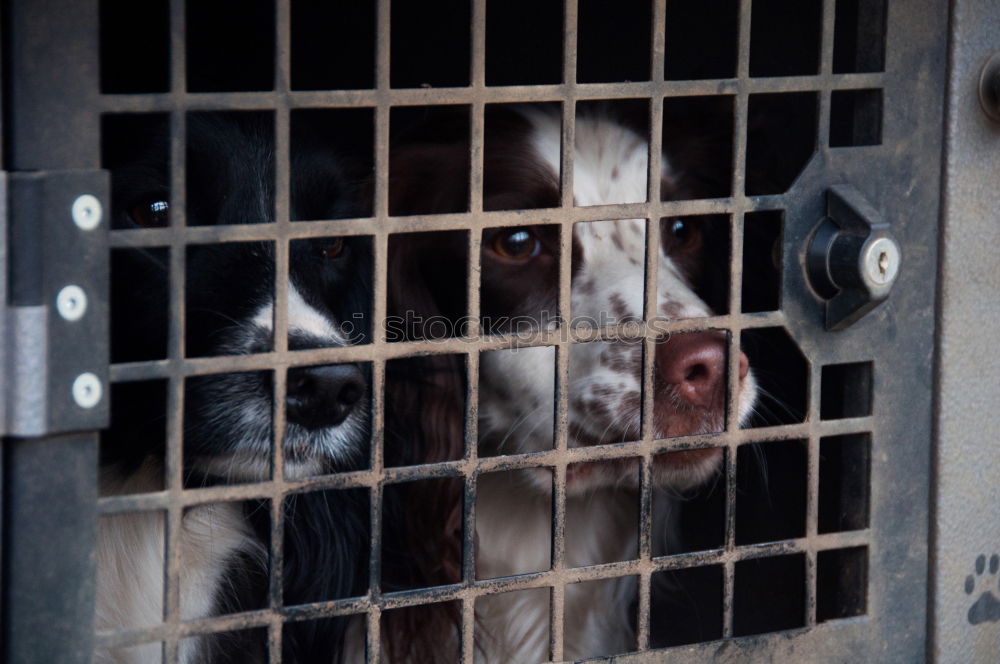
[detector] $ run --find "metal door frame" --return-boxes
[0,0,957,661]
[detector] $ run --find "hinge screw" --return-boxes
[56,285,88,321]
[863,236,901,286]
[72,373,103,409]
[71,194,103,230]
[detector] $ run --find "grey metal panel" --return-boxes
[90,0,951,660]
[3,0,102,170]
[1,0,103,662]
[931,0,1000,660]
[1,434,99,664]
[609,618,870,664]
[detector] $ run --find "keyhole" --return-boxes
[878,251,889,277]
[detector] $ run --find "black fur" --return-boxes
[104,114,374,663]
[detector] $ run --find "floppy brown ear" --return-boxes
[661,98,735,200]
[384,151,468,464]
[389,141,471,216]
[482,107,561,212]
[385,139,473,331]
[380,140,469,662]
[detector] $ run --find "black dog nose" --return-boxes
[286,364,366,430]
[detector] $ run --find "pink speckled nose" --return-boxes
[656,332,747,409]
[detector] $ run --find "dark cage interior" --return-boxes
[77,0,891,661]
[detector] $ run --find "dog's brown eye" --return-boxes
[670,219,701,250]
[322,238,345,259]
[128,198,170,228]
[492,229,541,260]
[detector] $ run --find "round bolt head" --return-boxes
[864,237,901,286]
[71,194,103,230]
[72,372,103,409]
[56,285,88,321]
[980,52,1000,123]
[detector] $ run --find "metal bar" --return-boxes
[96,73,888,112]
[720,0,755,639]
[266,5,294,660]
[109,313,792,379]
[96,414,875,514]
[817,0,837,149]
[805,363,822,628]
[108,195,804,247]
[366,1,393,660]
[548,2,579,656]
[366,358,387,664]
[160,3,188,660]
[461,2,487,660]
[805,0,837,618]
[635,0,669,646]
[93,526,870,651]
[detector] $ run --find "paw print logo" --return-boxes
[965,553,1000,625]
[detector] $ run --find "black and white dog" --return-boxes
[98,114,372,663]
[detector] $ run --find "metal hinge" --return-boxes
[1,170,109,436]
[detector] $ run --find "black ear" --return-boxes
[103,115,171,230]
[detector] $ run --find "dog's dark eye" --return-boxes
[128,197,170,228]
[322,238,345,260]
[669,219,701,251]
[492,229,541,261]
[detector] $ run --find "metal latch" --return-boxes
[806,185,901,331]
[2,170,109,436]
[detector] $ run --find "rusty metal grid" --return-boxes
[92,0,882,661]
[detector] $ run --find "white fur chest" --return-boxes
[475,472,637,662]
[94,462,255,664]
